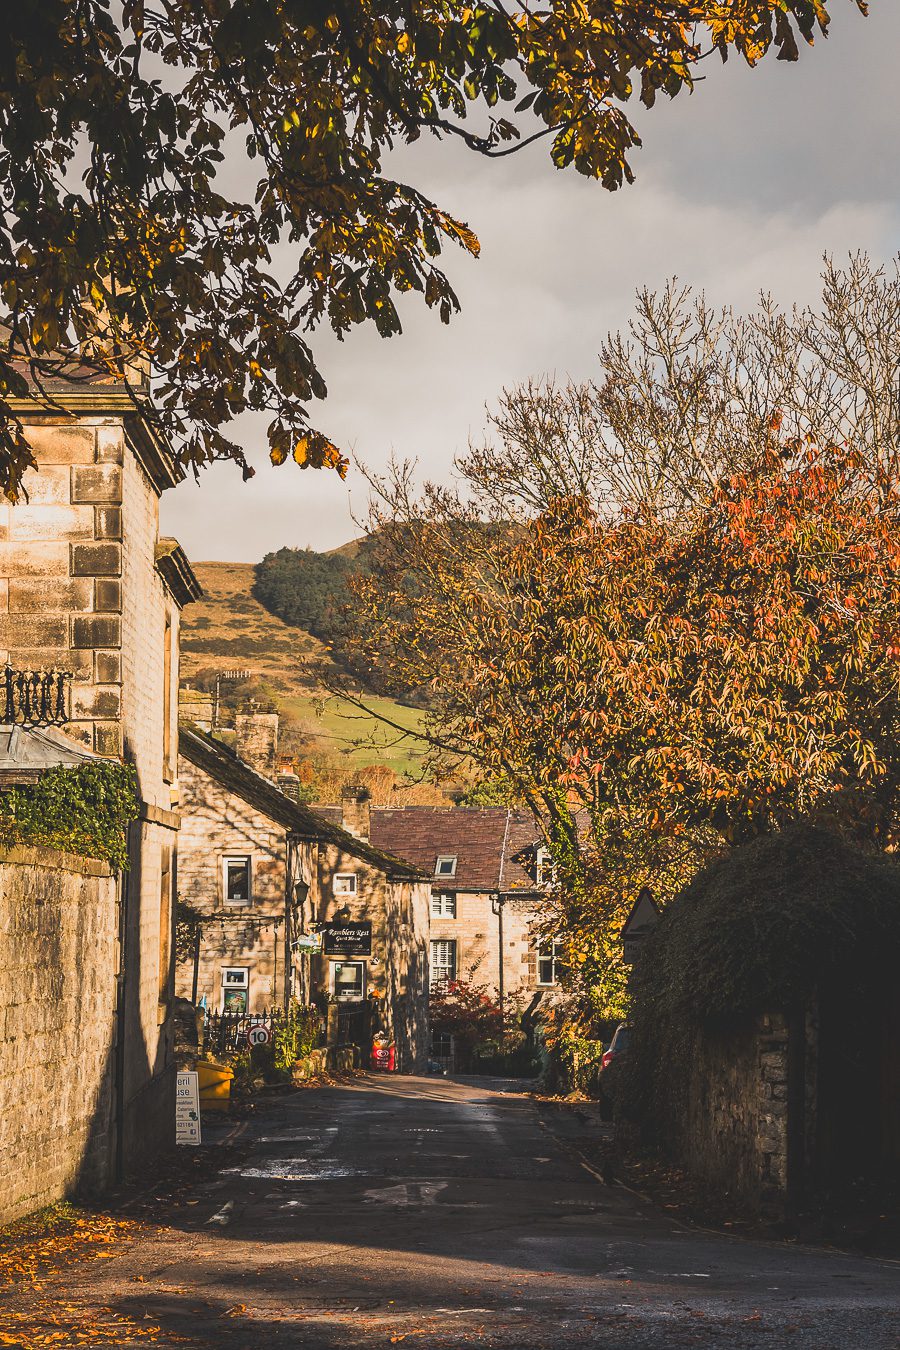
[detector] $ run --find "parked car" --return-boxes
[601,1023,629,1071]
[597,1023,629,1120]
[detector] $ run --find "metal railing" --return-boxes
[203,1007,288,1056]
[3,665,71,726]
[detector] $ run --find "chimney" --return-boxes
[278,771,301,803]
[234,706,279,779]
[341,785,371,841]
[178,687,214,732]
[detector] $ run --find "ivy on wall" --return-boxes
[622,821,900,1144]
[0,762,140,870]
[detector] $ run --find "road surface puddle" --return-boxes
[224,1160,360,1181]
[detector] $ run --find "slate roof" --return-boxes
[180,727,424,879]
[155,538,203,609]
[315,805,548,894]
[0,723,101,786]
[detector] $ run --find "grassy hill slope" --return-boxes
[180,561,426,777]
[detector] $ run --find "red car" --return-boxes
[601,1023,629,1071]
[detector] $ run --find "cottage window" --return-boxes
[430,938,457,989]
[158,846,173,1004]
[333,960,366,1002]
[222,966,249,988]
[536,940,559,987]
[221,966,249,1013]
[536,846,556,887]
[333,872,357,896]
[431,892,457,919]
[435,855,457,878]
[162,615,175,784]
[223,855,251,905]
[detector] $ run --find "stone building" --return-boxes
[0,373,201,1207]
[175,726,431,1071]
[317,803,560,1009]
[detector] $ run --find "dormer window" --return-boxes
[435,855,457,878]
[536,846,556,887]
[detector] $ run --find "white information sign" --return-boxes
[176,1070,202,1146]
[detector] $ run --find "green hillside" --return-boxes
[180,560,427,779]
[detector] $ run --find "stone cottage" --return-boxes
[0,371,201,1221]
[316,802,560,1009]
[175,725,431,1071]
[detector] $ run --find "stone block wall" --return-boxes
[175,757,290,1012]
[234,711,278,780]
[681,1013,790,1210]
[312,845,430,1071]
[430,891,549,1004]
[0,846,117,1226]
[0,420,125,754]
[1,414,185,1185]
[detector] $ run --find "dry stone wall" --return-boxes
[0,846,117,1226]
[682,1013,790,1210]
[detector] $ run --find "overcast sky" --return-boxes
[161,4,900,562]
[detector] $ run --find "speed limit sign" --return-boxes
[246,1023,271,1048]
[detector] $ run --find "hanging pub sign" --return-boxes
[293,931,323,953]
[322,920,372,957]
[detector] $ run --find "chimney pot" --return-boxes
[234,709,279,779]
[341,785,371,841]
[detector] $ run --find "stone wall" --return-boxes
[430,891,551,1004]
[0,418,125,753]
[680,1013,791,1211]
[1,414,185,1180]
[175,756,290,1012]
[311,846,430,1072]
[0,846,117,1226]
[234,711,278,780]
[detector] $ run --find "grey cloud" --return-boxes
[161,4,900,562]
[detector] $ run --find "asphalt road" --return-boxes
[45,1075,900,1346]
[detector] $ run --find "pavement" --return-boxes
[16,1074,900,1347]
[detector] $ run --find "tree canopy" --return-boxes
[0,0,864,497]
[344,258,900,1014]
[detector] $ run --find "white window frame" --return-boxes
[333,872,358,896]
[430,892,457,919]
[430,938,457,990]
[536,846,557,888]
[536,939,559,987]
[221,966,249,989]
[434,855,457,878]
[222,855,252,906]
[332,960,366,1002]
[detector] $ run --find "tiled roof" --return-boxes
[180,727,424,879]
[315,805,547,894]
